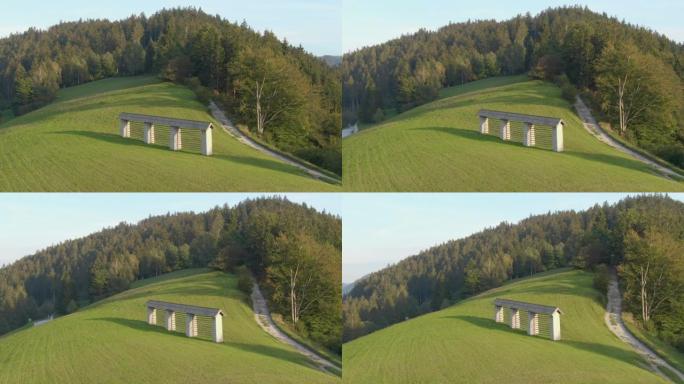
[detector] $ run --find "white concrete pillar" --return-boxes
[510,308,520,329]
[201,128,213,156]
[212,314,223,343]
[120,119,130,138]
[479,116,489,134]
[523,123,536,147]
[527,311,539,336]
[553,123,564,152]
[165,309,176,331]
[186,313,198,337]
[169,126,182,151]
[500,120,511,141]
[143,122,155,144]
[551,312,561,340]
[147,307,157,325]
[494,305,504,323]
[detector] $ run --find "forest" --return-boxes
[342,6,684,168]
[343,195,684,355]
[0,197,342,353]
[0,7,341,174]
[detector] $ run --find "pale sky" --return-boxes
[343,0,684,52]
[342,193,684,283]
[0,0,342,56]
[0,193,341,266]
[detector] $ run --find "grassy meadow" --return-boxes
[342,76,684,191]
[343,269,668,384]
[0,269,339,384]
[0,76,337,191]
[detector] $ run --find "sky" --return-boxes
[0,193,341,266]
[0,0,341,56]
[343,0,684,52]
[342,193,684,283]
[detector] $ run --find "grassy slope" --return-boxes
[343,269,667,384]
[343,76,684,191]
[0,76,337,191]
[0,269,338,384]
[623,313,684,377]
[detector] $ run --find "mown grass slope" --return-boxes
[343,269,667,384]
[343,76,684,191]
[0,269,339,384]
[0,76,337,191]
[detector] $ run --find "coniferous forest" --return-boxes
[0,7,342,174]
[343,195,684,355]
[0,197,342,352]
[342,6,684,168]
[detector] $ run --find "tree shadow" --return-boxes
[563,151,662,177]
[213,154,311,178]
[224,341,326,373]
[449,315,651,371]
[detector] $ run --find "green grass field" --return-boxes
[343,269,668,383]
[0,76,337,191]
[0,269,339,384]
[343,76,684,191]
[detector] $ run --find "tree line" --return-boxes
[0,197,342,353]
[342,6,684,168]
[343,195,684,355]
[0,7,341,174]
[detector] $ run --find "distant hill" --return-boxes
[0,269,339,383]
[343,195,684,358]
[320,55,342,67]
[342,282,355,296]
[343,269,668,383]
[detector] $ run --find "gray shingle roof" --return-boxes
[146,300,224,317]
[494,298,562,315]
[120,113,213,130]
[478,109,564,127]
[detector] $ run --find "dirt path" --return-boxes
[574,97,679,179]
[250,282,340,374]
[605,271,684,382]
[208,101,339,184]
[33,314,54,327]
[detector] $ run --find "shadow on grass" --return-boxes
[224,341,329,373]
[451,315,650,371]
[413,126,666,179]
[91,317,323,372]
[53,131,314,179]
[91,317,190,339]
[413,126,551,151]
[52,130,181,154]
[213,154,313,179]
[563,151,662,177]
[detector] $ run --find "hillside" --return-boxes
[342,76,684,191]
[343,269,667,383]
[0,76,337,191]
[0,197,342,353]
[0,8,341,175]
[0,269,339,383]
[342,6,684,168]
